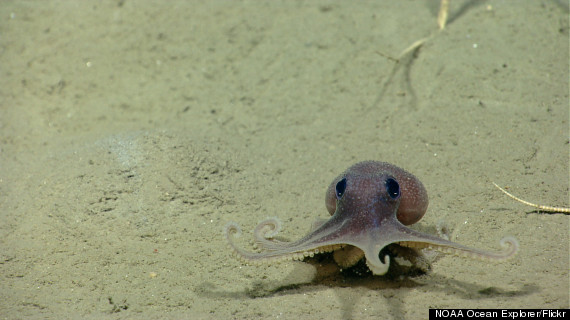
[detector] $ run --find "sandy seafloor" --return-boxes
[1,1,568,319]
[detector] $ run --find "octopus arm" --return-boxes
[224,222,344,264]
[398,236,519,261]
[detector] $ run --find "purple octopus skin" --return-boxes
[225,161,519,275]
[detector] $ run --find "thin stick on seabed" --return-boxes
[492,182,570,214]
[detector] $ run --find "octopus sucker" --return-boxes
[225,161,520,276]
[333,246,365,268]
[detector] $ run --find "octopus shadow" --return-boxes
[197,253,536,319]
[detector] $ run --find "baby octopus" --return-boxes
[225,161,519,275]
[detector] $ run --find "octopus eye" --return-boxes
[335,178,347,199]
[385,178,400,199]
